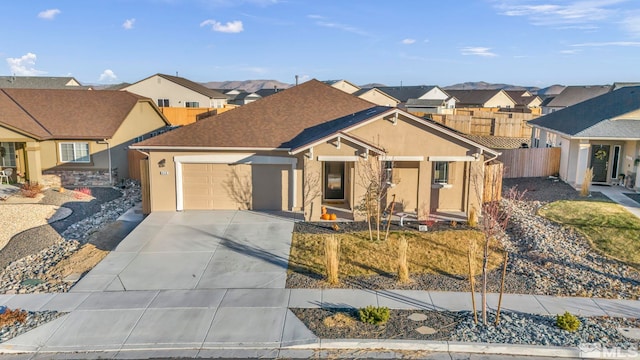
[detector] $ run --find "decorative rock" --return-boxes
[407,313,429,321]
[617,327,640,340]
[415,326,437,335]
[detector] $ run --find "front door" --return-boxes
[324,162,345,200]
[590,145,610,183]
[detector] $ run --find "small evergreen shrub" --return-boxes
[358,306,390,325]
[556,311,581,332]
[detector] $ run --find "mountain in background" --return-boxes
[201,80,291,93]
[443,81,540,92]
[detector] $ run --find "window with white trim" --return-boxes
[434,162,449,184]
[0,142,16,167]
[157,99,169,107]
[59,142,90,163]
[185,101,199,108]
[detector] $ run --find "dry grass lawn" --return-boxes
[289,230,504,279]
[538,200,640,268]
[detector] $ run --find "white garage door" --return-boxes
[181,163,289,210]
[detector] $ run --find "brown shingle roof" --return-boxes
[134,79,375,149]
[0,89,158,140]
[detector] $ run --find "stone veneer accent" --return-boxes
[42,170,117,187]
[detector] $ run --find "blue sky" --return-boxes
[1,0,640,87]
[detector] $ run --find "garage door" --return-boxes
[182,163,289,210]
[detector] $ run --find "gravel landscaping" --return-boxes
[293,308,640,349]
[287,177,640,300]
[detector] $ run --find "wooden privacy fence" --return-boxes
[127,150,148,181]
[429,110,536,137]
[499,147,561,178]
[484,161,503,202]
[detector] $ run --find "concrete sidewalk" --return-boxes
[0,289,638,357]
[0,207,639,358]
[593,184,640,219]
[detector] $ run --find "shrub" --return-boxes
[358,306,390,325]
[74,187,92,199]
[468,208,478,228]
[580,168,593,197]
[556,311,581,332]
[20,183,43,198]
[0,308,27,328]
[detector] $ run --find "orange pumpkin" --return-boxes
[329,213,337,220]
[320,213,330,220]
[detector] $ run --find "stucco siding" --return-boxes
[125,75,223,108]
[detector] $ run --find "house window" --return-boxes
[533,128,541,148]
[384,161,394,184]
[0,142,16,167]
[157,99,170,107]
[59,142,90,163]
[434,162,449,184]
[185,101,199,108]
[546,133,557,147]
[612,145,621,179]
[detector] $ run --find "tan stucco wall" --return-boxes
[124,75,227,109]
[485,91,516,108]
[613,109,640,120]
[330,81,360,94]
[0,127,34,141]
[358,91,399,107]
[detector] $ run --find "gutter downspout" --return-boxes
[98,139,113,186]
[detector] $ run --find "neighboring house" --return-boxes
[255,87,284,98]
[541,85,611,114]
[0,76,90,89]
[122,74,228,125]
[131,80,499,221]
[529,86,640,190]
[324,79,360,94]
[445,89,516,109]
[612,82,640,91]
[325,80,400,106]
[505,90,542,112]
[0,89,171,187]
[220,89,262,105]
[375,86,455,114]
[352,88,400,107]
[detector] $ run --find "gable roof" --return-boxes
[352,88,400,102]
[529,85,640,138]
[374,86,439,102]
[255,88,283,97]
[0,76,89,89]
[444,89,513,107]
[505,90,540,106]
[132,79,376,149]
[544,85,611,108]
[0,89,167,140]
[128,74,227,99]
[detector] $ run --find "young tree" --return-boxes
[302,160,322,220]
[356,157,395,241]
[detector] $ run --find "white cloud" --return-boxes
[123,18,135,30]
[494,0,626,27]
[98,69,118,82]
[401,38,416,45]
[621,12,640,37]
[314,21,369,37]
[200,19,244,33]
[571,41,640,46]
[560,49,581,54]
[460,47,498,57]
[6,53,46,76]
[38,9,61,20]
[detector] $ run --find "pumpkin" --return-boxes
[321,206,327,215]
[320,213,331,220]
[329,213,337,220]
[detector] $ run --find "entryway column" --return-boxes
[25,141,42,185]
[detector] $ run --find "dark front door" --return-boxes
[324,162,345,200]
[590,145,610,183]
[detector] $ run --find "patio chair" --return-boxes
[0,168,13,184]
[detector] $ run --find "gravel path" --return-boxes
[287,177,640,299]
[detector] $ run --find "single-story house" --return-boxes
[0,89,171,187]
[541,85,611,115]
[0,76,91,90]
[529,85,640,190]
[375,85,456,114]
[131,80,499,221]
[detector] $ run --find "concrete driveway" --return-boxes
[71,210,299,292]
